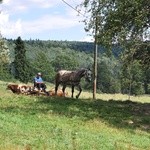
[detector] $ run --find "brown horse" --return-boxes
[55,68,92,99]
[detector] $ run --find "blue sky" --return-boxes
[0,0,93,41]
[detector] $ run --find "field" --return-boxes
[0,81,150,150]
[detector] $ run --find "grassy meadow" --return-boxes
[0,81,150,150]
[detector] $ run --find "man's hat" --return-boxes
[37,72,41,76]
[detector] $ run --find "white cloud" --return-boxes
[0,11,9,23]
[0,0,87,40]
[1,0,84,13]
[15,19,22,35]
[2,0,11,5]
[22,14,80,33]
[0,10,81,39]
[0,12,22,38]
[30,0,59,8]
[1,0,28,14]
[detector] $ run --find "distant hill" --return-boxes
[6,39,122,58]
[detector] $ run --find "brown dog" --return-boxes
[48,89,68,97]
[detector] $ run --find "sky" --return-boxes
[0,0,94,41]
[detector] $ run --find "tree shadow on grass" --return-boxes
[36,97,150,132]
[1,95,150,132]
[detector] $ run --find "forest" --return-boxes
[0,37,150,95]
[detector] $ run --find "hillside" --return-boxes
[7,39,95,68]
[7,39,122,60]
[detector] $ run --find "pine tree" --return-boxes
[14,36,30,83]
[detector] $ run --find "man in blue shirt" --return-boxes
[34,72,47,92]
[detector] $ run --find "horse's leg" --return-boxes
[76,84,82,99]
[71,85,74,98]
[62,85,66,96]
[55,82,59,95]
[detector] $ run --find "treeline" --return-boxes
[1,37,150,95]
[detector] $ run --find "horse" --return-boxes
[55,68,92,99]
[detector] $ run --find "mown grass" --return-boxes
[0,81,150,150]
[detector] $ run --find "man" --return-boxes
[34,72,47,92]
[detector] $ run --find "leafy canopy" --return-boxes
[79,0,150,44]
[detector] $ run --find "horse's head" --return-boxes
[84,68,92,82]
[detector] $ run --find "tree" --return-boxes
[78,0,150,65]
[14,37,30,83]
[0,33,11,80]
[31,52,55,82]
[120,41,150,94]
[52,55,79,71]
[97,56,121,93]
[133,41,150,70]
[79,0,149,45]
[78,0,149,95]
[120,60,145,95]
[1,0,12,80]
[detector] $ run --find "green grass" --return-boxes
[0,81,150,150]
